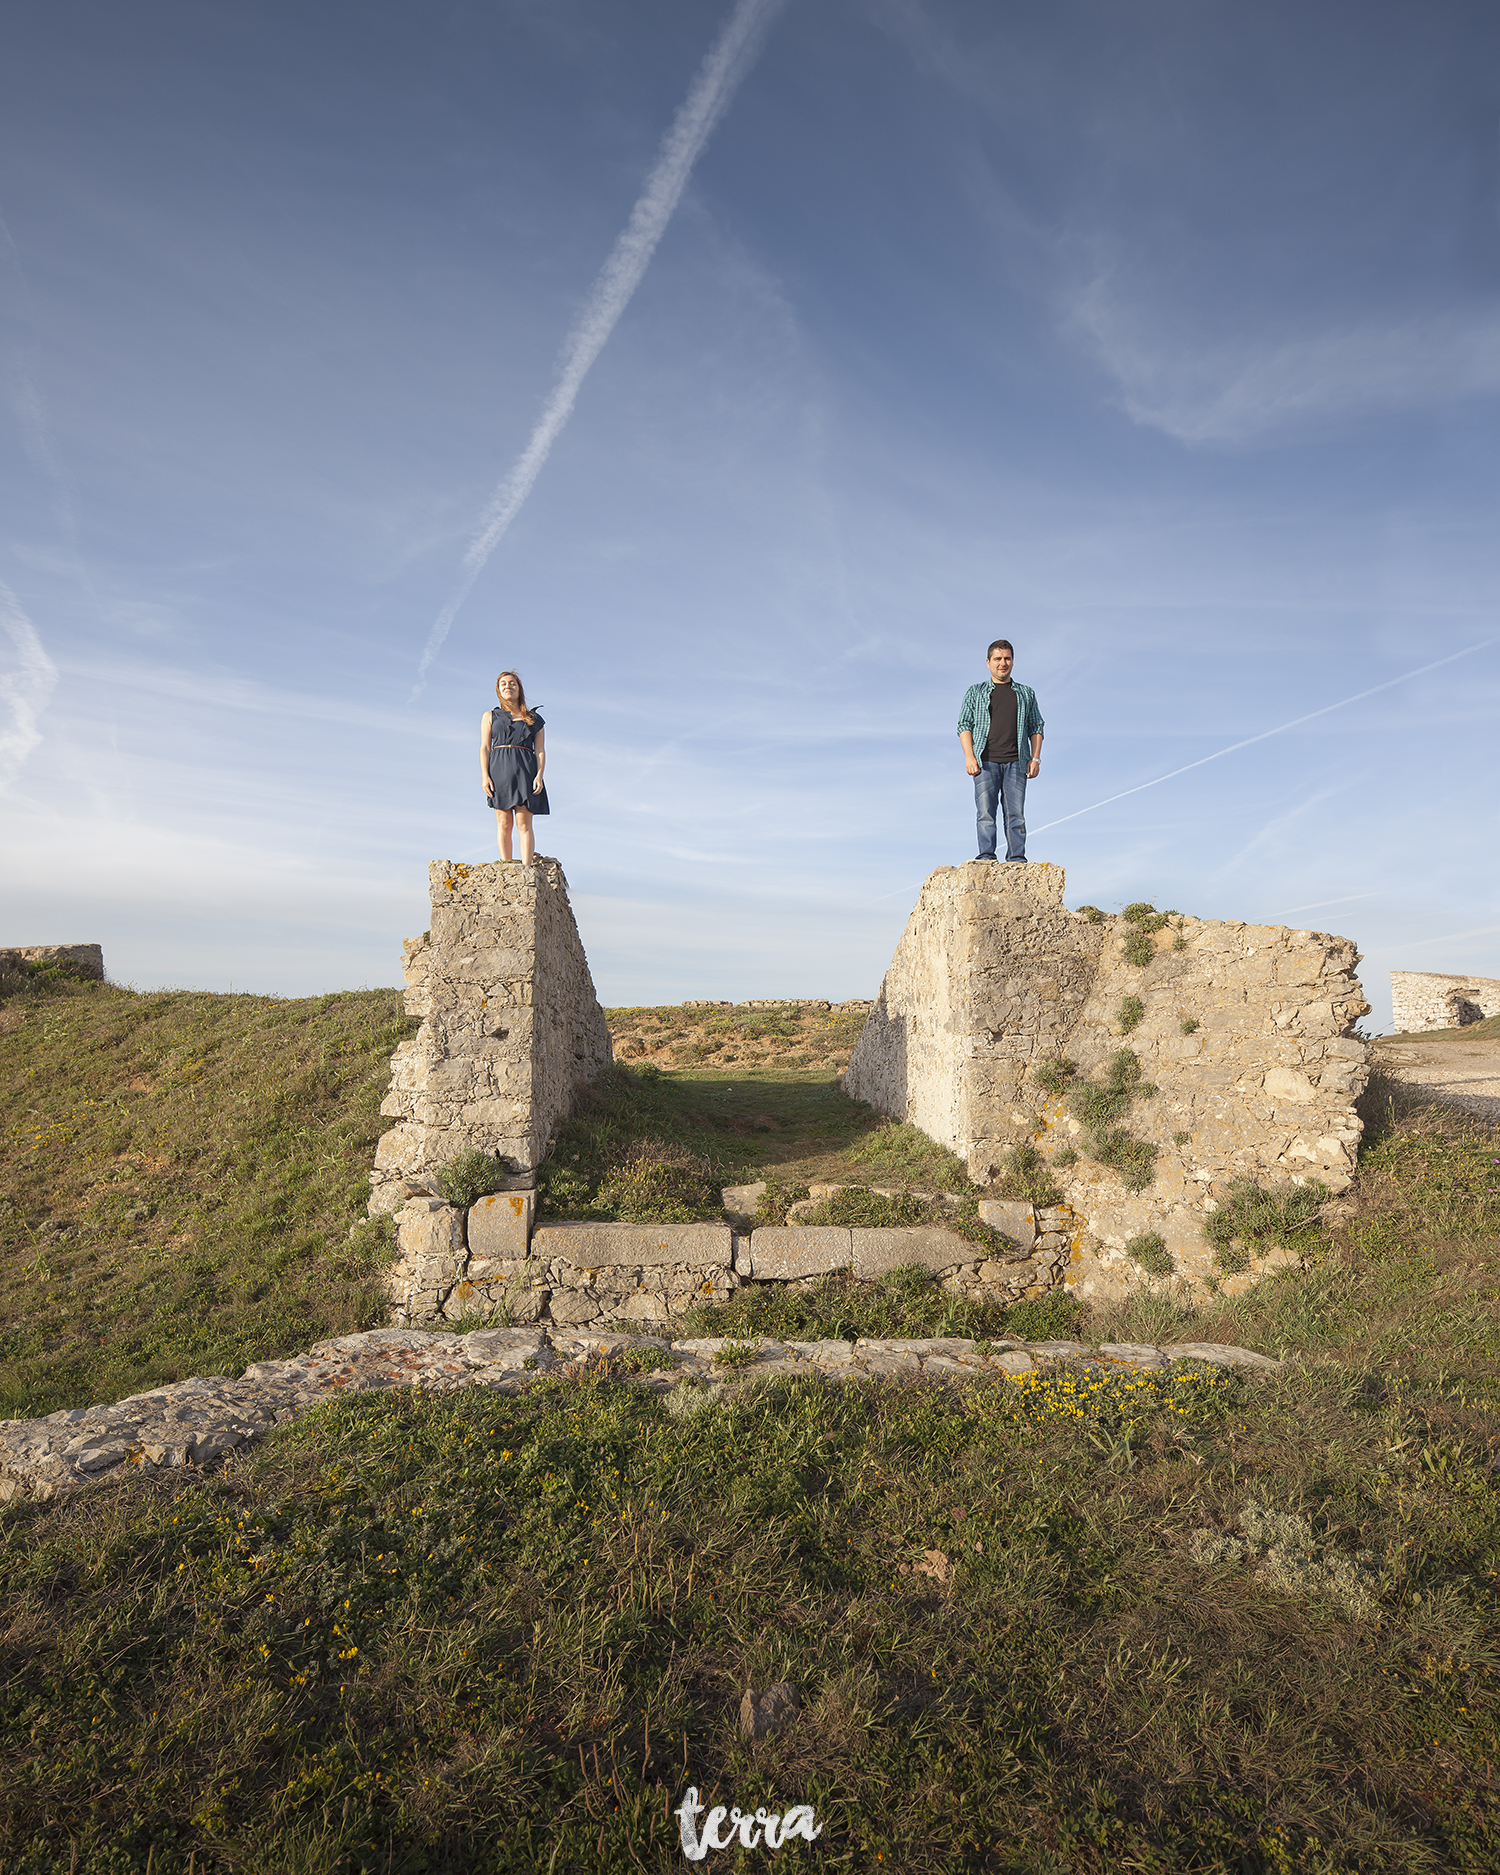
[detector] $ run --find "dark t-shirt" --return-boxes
[984,682,1019,764]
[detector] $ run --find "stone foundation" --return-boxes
[369,859,612,1214]
[1390,970,1500,1034]
[0,1327,1280,1506]
[844,862,1371,1299]
[383,1200,1070,1331]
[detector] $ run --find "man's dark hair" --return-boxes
[987,638,1013,657]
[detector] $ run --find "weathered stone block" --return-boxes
[546,1290,601,1325]
[396,1200,466,1266]
[743,1227,852,1280]
[458,1328,548,1367]
[721,1182,767,1225]
[977,1198,1036,1246]
[467,1190,534,1260]
[850,1227,976,1276]
[531,1223,733,1270]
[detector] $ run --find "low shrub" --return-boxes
[437,1148,514,1209]
[803,1186,926,1228]
[1031,1056,1077,1097]
[1093,1128,1159,1193]
[1204,1175,1330,1265]
[998,1288,1083,1340]
[594,1141,720,1223]
[993,1142,1062,1208]
[752,1178,810,1227]
[1068,1049,1150,1133]
[1066,1051,1158,1192]
[1124,1230,1173,1276]
[1121,901,1173,967]
[1117,995,1145,1034]
[797,1185,1009,1256]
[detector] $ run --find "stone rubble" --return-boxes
[0,1328,1281,1507]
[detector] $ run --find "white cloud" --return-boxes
[0,582,57,790]
[1073,282,1500,444]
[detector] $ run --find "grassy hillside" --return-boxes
[1,1077,1498,1871]
[0,970,416,1419]
[4,974,1500,1870]
[0,980,992,1418]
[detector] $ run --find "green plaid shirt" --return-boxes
[957,680,1044,761]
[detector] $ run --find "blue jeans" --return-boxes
[974,761,1027,860]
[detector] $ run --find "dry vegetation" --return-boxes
[604,999,870,1073]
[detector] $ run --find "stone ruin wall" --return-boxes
[0,944,105,982]
[845,862,1370,1301]
[369,859,612,1216]
[1390,971,1500,1035]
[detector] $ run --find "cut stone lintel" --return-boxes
[530,1222,734,1270]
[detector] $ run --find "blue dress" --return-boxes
[486,708,548,813]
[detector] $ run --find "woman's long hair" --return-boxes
[494,670,536,724]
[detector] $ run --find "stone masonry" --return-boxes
[383,1195,1070,1332]
[844,862,1370,1301]
[369,859,612,1214]
[0,1325,1278,1506]
[1390,971,1500,1034]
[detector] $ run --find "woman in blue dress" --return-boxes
[480,670,548,862]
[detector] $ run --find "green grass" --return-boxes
[0,974,416,1419]
[5,984,1500,1868]
[1382,1016,1500,1044]
[536,1067,968,1223]
[685,1263,1084,1345]
[4,1337,1499,1871]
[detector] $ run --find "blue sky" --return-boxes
[2,0,1497,1028]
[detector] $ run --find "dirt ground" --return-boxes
[1372,1028,1500,1123]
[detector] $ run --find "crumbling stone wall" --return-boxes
[1391,970,1500,1034]
[845,862,1370,1299]
[369,860,612,1214]
[0,944,104,980]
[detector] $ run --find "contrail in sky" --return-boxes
[0,581,59,791]
[868,637,1496,902]
[416,0,789,687]
[1028,639,1496,835]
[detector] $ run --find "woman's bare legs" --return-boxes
[494,807,534,862]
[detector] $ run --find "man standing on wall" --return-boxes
[957,640,1044,862]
